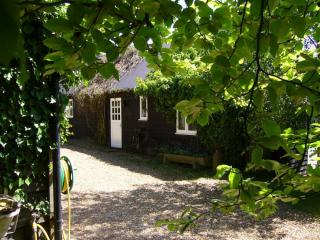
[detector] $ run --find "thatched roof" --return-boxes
[70,48,148,96]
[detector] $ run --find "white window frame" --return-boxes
[175,111,197,136]
[65,99,74,118]
[139,96,148,121]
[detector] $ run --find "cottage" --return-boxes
[68,49,203,156]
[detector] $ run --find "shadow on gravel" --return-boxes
[64,181,317,240]
[63,138,213,181]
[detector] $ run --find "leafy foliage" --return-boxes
[1,0,320,233]
[0,12,71,211]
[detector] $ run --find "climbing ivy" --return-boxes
[0,13,71,210]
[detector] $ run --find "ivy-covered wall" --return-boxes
[0,13,71,219]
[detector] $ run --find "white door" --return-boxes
[110,98,122,148]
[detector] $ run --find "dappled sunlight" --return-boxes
[61,139,320,240]
[62,182,320,240]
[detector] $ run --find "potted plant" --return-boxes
[0,195,20,238]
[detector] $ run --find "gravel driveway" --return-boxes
[61,139,320,240]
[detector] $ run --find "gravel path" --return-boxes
[61,139,320,240]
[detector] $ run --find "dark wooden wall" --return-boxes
[70,90,204,153]
[69,96,94,138]
[105,91,203,153]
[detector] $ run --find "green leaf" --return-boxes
[289,17,305,38]
[284,186,293,195]
[167,223,178,231]
[185,0,193,7]
[81,42,96,64]
[99,63,119,80]
[260,159,281,171]
[280,197,299,203]
[214,164,231,179]
[228,168,241,189]
[260,35,269,53]
[92,29,107,51]
[262,119,281,137]
[141,1,160,15]
[201,55,215,63]
[250,180,269,189]
[67,4,85,25]
[296,60,318,72]
[25,177,32,186]
[215,55,230,68]
[198,2,213,17]
[43,38,71,51]
[238,73,254,91]
[251,146,263,164]
[81,67,96,80]
[270,19,289,40]
[64,53,79,68]
[134,36,147,52]
[18,178,24,187]
[250,0,262,18]
[106,43,119,62]
[197,109,210,126]
[185,21,198,38]
[253,90,264,110]
[269,34,278,57]
[268,0,279,11]
[236,38,252,59]
[44,18,73,33]
[259,136,281,150]
[240,191,255,209]
[44,51,64,62]
[181,7,196,20]
[268,86,278,109]
[135,9,145,21]
[222,189,239,198]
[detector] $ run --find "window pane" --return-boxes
[65,99,73,118]
[141,97,147,118]
[177,112,186,130]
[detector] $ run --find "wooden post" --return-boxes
[48,74,62,240]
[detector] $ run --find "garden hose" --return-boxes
[34,156,74,240]
[60,156,74,194]
[49,156,74,194]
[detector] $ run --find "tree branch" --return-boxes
[229,0,248,59]
[296,106,314,172]
[244,0,264,131]
[260,69,320,96]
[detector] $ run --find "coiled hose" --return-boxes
[34,156,73,240]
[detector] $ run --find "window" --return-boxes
[139,96,148,120]
[65,99,74,118]
[176,111,197,135]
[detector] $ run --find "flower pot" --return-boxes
[0,195,20,238]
